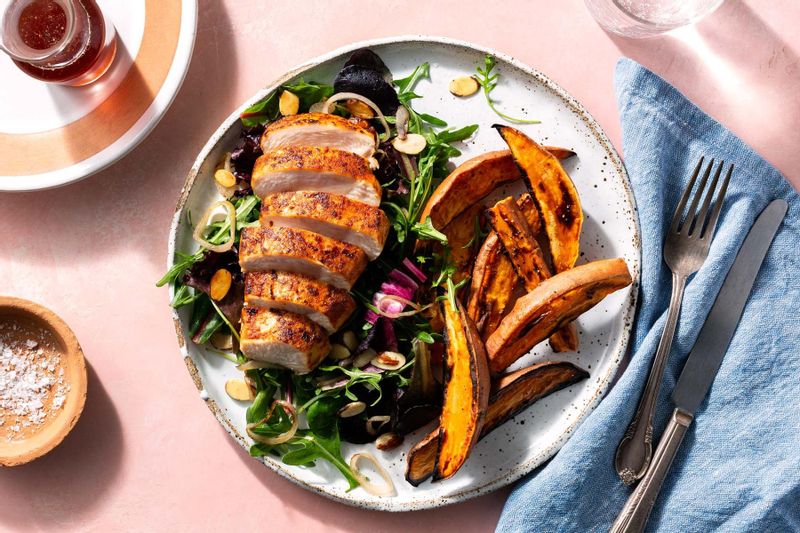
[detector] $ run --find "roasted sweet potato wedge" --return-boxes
[486,258,632,374]
[419,148,576,230]
[406,361,589,486]
[487,196,550,286]
[487,196,579,353]
[441,203,485,287]
[467,232,519,337]
[496,126,583,274]
[420,151,520,230]
[543,146,576,161]
[468,194,541,338]
[433,300,491,481]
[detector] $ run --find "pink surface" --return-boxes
[0,1,798,531]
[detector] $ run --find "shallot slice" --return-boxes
[321,92,390,141]
[192,200,236,253]
[349,452,396,497]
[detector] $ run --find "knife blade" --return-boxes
[672,198,788,414]
[610,198,788,533]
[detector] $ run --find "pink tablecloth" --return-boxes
[1,1,797,531]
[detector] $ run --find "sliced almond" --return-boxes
[209,269,233,301]
[210,331,234,350]
[214,168,236,188]
[338,401,366,418]
[341,331,359,352]
[279,90,300,116]
[346,99,375,119]
[449,76,480,97]
[225,379,254,401]
[366,415,391,436]
[353,349,377,369]
[375,432,403,451]
[329,343,351,360]
[392,133,427,155]
[371,351,406,371]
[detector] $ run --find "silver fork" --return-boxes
[615,157,733,485]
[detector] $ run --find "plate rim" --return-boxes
[167,34,641,511]
[0,0,199,193]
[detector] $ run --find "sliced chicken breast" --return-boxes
[260,113,376,159]
[259,191,390,260]
[239,226,367,289]
[240,306,330,374]
[252,146,382,206]
[244,271,356,333]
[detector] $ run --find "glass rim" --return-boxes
[0,0,79,63]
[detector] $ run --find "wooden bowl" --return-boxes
[0,297,87,466]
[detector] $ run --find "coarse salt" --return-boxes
[0,321,70,442]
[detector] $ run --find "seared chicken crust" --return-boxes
[259,191,390,260]
[244,270,356,333]
[252,146,382,206]
[239,226,367,289]
[260,112,376,159]
[240,306,330,373]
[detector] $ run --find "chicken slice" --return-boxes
[260,113,376,159]
[240,306,330,374]
[259,191,390,260]
[239,226,367,289]
[244,270,356,333]
[252,146,382,206]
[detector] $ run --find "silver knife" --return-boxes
[610,199,788,533]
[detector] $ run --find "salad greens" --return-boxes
[474,54,540,125]
[240,80,334,128]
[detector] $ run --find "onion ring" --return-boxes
[321,92,390,141]
[349,452,396,497]
[192,200,236,253]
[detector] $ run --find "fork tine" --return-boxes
[701,163,733,240]
[683,158,715,234]
[670,157,705,234]
[691,160,724,236]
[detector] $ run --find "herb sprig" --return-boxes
[474,55,540,125]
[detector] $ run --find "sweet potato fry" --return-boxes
[487,197,579,352]
[433,300,491,481]
[487,197,550,286]
[405,361,589,486]
[495,126,583,273]
[467,232,519,337]
[486,259,632,374]
[419,148,577,230]
[467,194,540,338]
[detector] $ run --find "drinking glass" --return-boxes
[585,0,726,38]
[0,0,117,86]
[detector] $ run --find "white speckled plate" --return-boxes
[167,36,640,511]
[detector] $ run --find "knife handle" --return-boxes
[609,408,693,533]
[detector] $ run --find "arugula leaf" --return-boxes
[250,397,360,490]
[436,124,479,143]
[394,62,430,94]
[170,284,201,308]
[317,366,384,406]
[411,216,448,244]
[157,250,204,287]
[246,389,272,425]
[474,55,540,125]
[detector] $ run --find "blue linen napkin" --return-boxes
[496,59,800,532]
